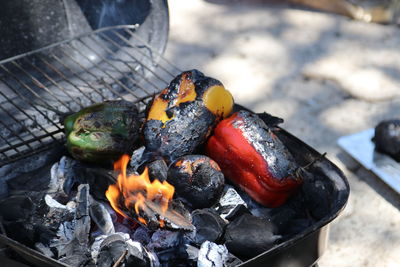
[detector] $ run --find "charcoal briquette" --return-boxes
[0,195,34,221]
[148,159,168,181]
[147,229,182,251]
[191,209,226,245]
[223,213,281,259]
[132,226,151,245]
[302,175,332,220]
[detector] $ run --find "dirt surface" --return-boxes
[165,1,400,266]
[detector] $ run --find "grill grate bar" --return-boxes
[0,68,64,132]
[0,120,25,154]
[10,60,78,111]
[48,51,127,101]
[76,33,169,96]
[98,31,173,85]
[122,28,181,75]
[0,25,177,166]
[37,55,108,102]
[0,81,62,144]
[0,92,40,149]
[62,42,146,100]
[0,101,44,155]
[2,142,63,165]
[0,129,63,154]
[22,57,91,109]
[0,64,66,113]
[79,35,166,91]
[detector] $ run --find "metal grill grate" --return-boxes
[0,25,179,166]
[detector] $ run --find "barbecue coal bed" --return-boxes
[0,1,349,267]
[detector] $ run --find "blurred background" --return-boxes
[165,0,400,266]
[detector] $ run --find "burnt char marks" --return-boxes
[144,96,216,163]
[143,69,230,163]
[233,111,298,180]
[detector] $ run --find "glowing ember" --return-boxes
[105,154,175,226]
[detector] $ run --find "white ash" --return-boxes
[65,200,77,210]
[49,156,88,197]
[93,232,159,267]
[89,196,115,235]
[126,239,160,267]
[43,194,76,233]
[35,242,54,258]
[218,186,247,208]
[44,194,75,211]
[147,251,161,267]
[58,253,91,267]
[213,185,248,220]
[49,184,91,258]
[91,232,133,262]
[45,194,67,210]
[75,184,90,246]
[197,241,229,267]
[51,219,76,255]
[91,235,108,264]
[130,146,146,170]
[185,244,200,261]
[49,161,62,194]
[48,156,70,195]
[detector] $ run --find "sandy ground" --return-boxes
[165,0,400,266]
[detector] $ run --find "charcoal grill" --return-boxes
[0,1,349,266]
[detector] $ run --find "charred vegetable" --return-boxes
[167,155,225,209]
[373,119,400,162]
[64,100,141,163]
[205,111,302,208]
[143,69,234,162]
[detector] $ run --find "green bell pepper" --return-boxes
[64,100,141,163]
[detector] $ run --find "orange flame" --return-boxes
[105,154,175,226]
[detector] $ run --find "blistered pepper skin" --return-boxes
[64,100,141,163]
[205,111,302,208]
[144,69,234,162]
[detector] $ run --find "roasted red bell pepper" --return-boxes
[205,111,302,208]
